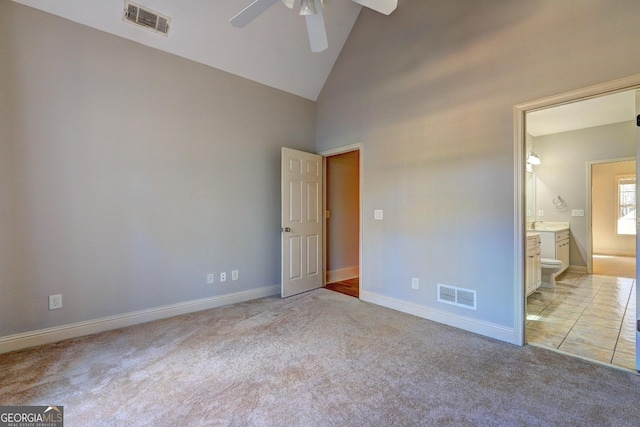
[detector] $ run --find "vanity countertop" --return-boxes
[527,221,569,232]
[526,232,541,237]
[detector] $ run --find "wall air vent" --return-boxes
[124,1,170,35]
[437,284,477,310]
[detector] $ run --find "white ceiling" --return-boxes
[527,90,637,137]
[11,0,364,101]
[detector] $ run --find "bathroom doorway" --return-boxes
[515,77,640,371]
[589,158,636,278]
[322,145,361,299]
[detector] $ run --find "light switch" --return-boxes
[374,210,383,220]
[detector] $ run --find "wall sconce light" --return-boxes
[527,152,541,165]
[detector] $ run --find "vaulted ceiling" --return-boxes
[10,1,637,133]
[11,0,364,101]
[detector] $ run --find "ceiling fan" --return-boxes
[230,0,398,53]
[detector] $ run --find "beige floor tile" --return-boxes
[526,304,545,316]
[525,267,636,368]
[527,320,574,337]
[569,290,601,298]
[581,307,624,321]
[540,309,580,322]
[614,341,636,354]
[573,315,622,330]
[565,326,618,350]
[559,339,613,364]
[589,299,630,310]
[544,302,585,315]
[527,299,548,311]
[527,292,562,306]
[526,329,565,349]
[616,333,635,347]
[535,313,578,324]
[595,294,632,301]
[556,296,592,308]
[597,287,633,295]
[612,349,637,370]
[619,329,636,342]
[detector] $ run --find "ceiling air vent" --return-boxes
[124,1,170,36]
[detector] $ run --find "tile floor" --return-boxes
[526,271,637,371]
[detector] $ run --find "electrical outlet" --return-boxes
[538,210,544,217]
[374,210,384,220]
[232,270,239,281]
[220,272,227,282]
[411,278,419,290]
[207,273,215,284]
[49,294,62,310]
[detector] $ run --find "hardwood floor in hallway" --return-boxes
[325,278,359,298]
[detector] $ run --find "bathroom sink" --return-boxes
[527,221,569,232]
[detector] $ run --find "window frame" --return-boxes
[615,173,636,236]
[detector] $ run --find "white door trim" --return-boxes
[513,74,640,346]
[320,143,363,297]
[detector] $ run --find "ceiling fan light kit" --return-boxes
[299,0,318,16]
[230,0,397,53]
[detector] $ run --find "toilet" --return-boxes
[540,258,563,289]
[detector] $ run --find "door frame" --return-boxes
[586,156,636,275]
[319,143,363,297]
[513,74,640,346]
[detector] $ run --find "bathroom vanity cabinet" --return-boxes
[538,229,570,275]
[526,233,541,296]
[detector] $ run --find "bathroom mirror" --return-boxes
[526,170,535,222]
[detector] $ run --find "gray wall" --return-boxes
[0,1,315,337]
[534,121,636,267]
[316,0,640,332]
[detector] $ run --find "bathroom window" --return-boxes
[616,174,636,235]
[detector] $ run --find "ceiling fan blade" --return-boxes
[281,0,295,9]
[351,0,397,15]
[305,0,328,52]
[230,0,280,28]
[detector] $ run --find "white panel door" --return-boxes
[281,147,323,298]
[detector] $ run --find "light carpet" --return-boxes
[1,289,639,426]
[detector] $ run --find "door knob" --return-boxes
[282,227,291,232]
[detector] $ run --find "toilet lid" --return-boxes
[541,258,562,266]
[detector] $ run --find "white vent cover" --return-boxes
[124,1,170,35]
[437,284,477,310]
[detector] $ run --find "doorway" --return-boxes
[322,146,361,298]
[590,159,636,277]
[514,75,640,371]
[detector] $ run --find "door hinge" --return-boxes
[637,319,640,332]
[637,114,640,127]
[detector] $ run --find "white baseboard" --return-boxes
[593,251,636,257]
[360,291,517,345]
[567,265,587,274]
[326,266,359,283]
[0,285,279,354]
